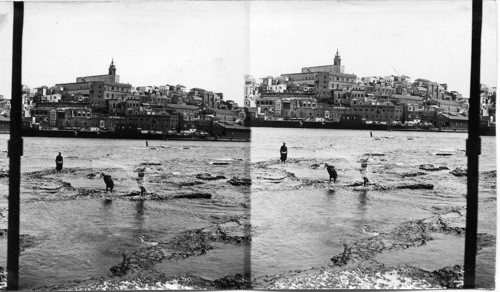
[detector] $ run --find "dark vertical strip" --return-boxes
[7,1,24,290]
[464,0,482,288]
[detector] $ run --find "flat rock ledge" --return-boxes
[227,177,251,186]
[41,273,251,290]
[419,164,449,171]
[347,182,434,191]
[195,173,227,180]
[125,192,212,201]
[255,265,463,289]
[450,168,467,177]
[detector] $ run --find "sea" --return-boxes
[0,129,495,289]
[250,127,496,288]
[0,135,250,289]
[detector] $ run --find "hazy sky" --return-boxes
[0,1,497,104]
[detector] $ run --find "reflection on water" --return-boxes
[358,190,368,211]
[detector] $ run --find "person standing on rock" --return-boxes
[360,158,369,187]
[280,142,288,164]
[55,152,63,174]
[138,167,147,196]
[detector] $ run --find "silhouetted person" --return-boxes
[55,152,63,173]
[280,143,288,164]
[360,159,369,187]
[138,167,147,195]
[102,172,114,192]
[325,163,338,183]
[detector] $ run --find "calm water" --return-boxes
[0,135,250,289]
[251,128,496,287]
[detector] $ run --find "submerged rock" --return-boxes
[212,162,231,165]
[109,253,130,276]
[394,183,434,190]
[310,163,321,170]
[401,172,427,178]
[228,177,251,186]
[213,273,251,289]
[480,170,496,179]
[450,168,467,177]
[430,265,463,288]
[196,173,227,180]
[178,181,205,187]
[419,164,449,171]
[174,193,212,199]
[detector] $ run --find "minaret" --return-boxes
[333,49,341,66]
[109,59,116,76]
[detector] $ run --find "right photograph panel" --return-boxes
[248,1,497,289]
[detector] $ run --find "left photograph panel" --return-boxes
[0,1,251,289]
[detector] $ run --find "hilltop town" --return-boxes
[0,60,249,139]
[244,50,496,131]
[0,52,495,138]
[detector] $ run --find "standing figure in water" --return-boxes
[280,142,288,164]
[102,172,114,192]
[360,158,369,187]
[55,152,63,173]
[138,167,147,195]
[325,163,338,183]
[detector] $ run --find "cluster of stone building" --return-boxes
[244,50,496,129]
[16,60,246,134]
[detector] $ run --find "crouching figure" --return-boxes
[102,172,114,192]
[325,163,338,183]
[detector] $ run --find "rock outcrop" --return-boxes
[419,164,449,171]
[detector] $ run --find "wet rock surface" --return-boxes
[451,167,467,177]
[227,177,251,186]
[400,171,427,178]
[172,192,212,199]
[330,208,494,268]
[253,264,465,289]
[419,164,449,171]
[109,219,250,277]
[44,272,251,290]
[196,173,227,180]
[213,273,251,289]
[177,181,204,187]
[480,170,496,179]
[430,265,463,288]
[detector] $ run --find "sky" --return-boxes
[0,0,497,105]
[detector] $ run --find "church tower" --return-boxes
[109,59,116,76]
[333,49,341,66]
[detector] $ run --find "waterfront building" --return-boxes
[124,113,178,132]
[348,103,403,123]
[62,115,125,131]
[435,113,468,130]
[255,96,282,118]
[429,99,464,113]
[212,122,250,139]
[255,94,317,120]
